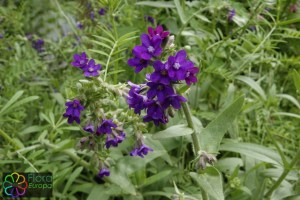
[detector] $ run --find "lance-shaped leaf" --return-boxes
[199,95,244,154]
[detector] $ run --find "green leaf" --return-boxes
[199,96,244,153]
[87,185,109,200]
[276,94,300,109]
[219,140,282,165]
[174,0,187,24]
[18,126,43,136]
[153,124,193,139]
[108,167,136,195]
[292,69,300,92]
[62,166,83,196]
[142,170,172,187]
[236,76,266,100]
[0,90,24,115]
[135,1,175,8]
[190,167,224,200]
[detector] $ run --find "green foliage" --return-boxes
[1,0,300,199]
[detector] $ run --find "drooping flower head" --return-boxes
[105,132,126,148]
[148,25,169,40]
[63,99,84,124]
[97,119,117,135]
[98,168,110,178]
[71,52,88,68]
[130,143,153,158]
[83,124,94,133]
[185,66,199,85]
[147,82,174,102]
[161,94,187,110]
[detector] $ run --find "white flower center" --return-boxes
[88,67,94,72]
[173,62,180,70]
[147,46,155,53]
[186,71,190,77]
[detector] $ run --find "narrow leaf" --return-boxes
[135,1,175,8]
[292,69,300,92]
[236,76,266,100]
[0,90,24,115]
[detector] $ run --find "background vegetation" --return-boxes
[0,0,299,199]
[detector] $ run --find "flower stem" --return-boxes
[265,148,300,197]
[0,128,21,150]
[181,102,201,155]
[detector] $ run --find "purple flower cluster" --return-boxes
[71,52,102,77]
[83,119,126,149]
[63,99,84,124]
[127,25,199,126]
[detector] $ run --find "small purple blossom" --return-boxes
[127,92,147,115]
[82,59,101,77]
[144,15,155,24]
[105,132,126,148]
[133,34,162,60]
[162,94,187,109]
[144,100,165,122]
[83,124,94,133]
[90,11,95,20]
[127,56,150,73]
[97,119,117,135]
[227,9,236,21]
[71,52,88,68]
[76,22,83,29]
[185,66,199,85]
[98,168,110,178]
[0,34,3,39]
[98,8,106,15]
[150,60,172,85]
[148,25,169,40]
[32,39,44,52]
[147,82,174,102]
[166,50,193,81]
[63,99,84,124]
[130,144,153,158]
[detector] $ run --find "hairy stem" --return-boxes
[265,148,300,197]
[0,128,21,150]
[181,102,201,155]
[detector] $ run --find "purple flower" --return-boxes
[127,56,150,73]
[144,16,155,24]
[71,52,88,68]
[185,66,199,85]
[90,11,95,20]
[0,34,3,39]
[148,25,169,40]
[63,99,84,124]
[133,34,162,60]
[166,50,192,81]
[127,92,147,115]
[144,100,165,121]
[105,132,126,148]
[83,124,94,133]
[76,22,83,29]
[82,59,101,77]
[98,168,110,178]
[227,9,235,21]
[162,94,187,109]
[98,8,106,15]
[150,60,171,85]
[130,144,153,158]
[147,82,174,102]
[97,119,117,135]
[32,39,44,52]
